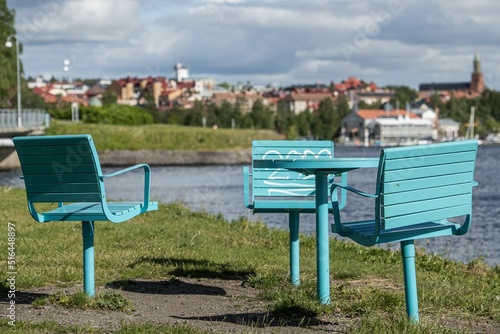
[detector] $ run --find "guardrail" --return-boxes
[0,109,50,129]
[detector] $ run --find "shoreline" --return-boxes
[2,141,499,170]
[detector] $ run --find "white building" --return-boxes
[174,63,189,82]
[368,116,435,145]
[27,76,47,89]
[438,118,461,140]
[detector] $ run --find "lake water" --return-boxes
[1,145,498,266]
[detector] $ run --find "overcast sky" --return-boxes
[7,0,500,90]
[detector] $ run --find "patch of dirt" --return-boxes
[2,277,498,333]
[2,277,352,333]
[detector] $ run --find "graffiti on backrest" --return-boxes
[261,148,332,196]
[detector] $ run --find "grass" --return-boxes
[0,187,499,333]
[44,120,283,151]
[32,290,132,312]
[0,319,208,334]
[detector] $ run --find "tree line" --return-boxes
[154,94,352,140]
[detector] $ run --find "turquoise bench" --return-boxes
[13,134,158,296]
[330,140,479,322]
[243,140,347,285]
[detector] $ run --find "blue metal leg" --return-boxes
[315,173,330,304]
[401,240,419,323]
[82,221,95,297]
[289,210,300,286]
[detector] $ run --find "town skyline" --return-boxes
[8,0,500,91]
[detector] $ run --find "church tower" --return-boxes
[470,52,485,93]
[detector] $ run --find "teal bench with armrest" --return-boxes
[13,134,158,297]
[330,140,479,322]
[243,140,347,285]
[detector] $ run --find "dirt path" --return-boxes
[2,277,352,333]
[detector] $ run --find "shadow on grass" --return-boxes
[173,307,332,329]
[106,278,227,296]
[0,290,49,305]
[128,257,255,280]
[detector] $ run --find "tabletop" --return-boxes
[253,157,380,175]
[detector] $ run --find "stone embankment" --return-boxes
[98,149,252,166]
[0,148,252,170]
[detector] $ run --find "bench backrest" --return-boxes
[376,140,478,230]
[13,134,104,203]
[251,140,334,198]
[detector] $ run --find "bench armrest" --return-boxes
[242,166,253,209]
[100,164,152,214]
[330,182,378,237]
[452,181,477,235]
[336,172,348,210]
[330,182,378,199]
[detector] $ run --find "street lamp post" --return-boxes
[64,57,79,122]
[5,34,22,128]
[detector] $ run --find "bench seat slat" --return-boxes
[382,193,471,217]
[15,154,96,165]
[384,151,476,171]
[20,164,99,174]
[253,199,333,212]
[253,152,332,160]
[252,170,317,179]
[41,202,158,221]
[28,193,103,202]
[13,136,92,147]
[382,183,472,205]
[253,178,316,185]
[383,161,475,182]
[342,220,458,242]
[382,172,473,193]
[380,141,478,159]
[382,203,471,230]
[26,183,101,193]
[252,140,336,148]
[253,189,316,197]
[23,173,99,184]
[15,144,92,156]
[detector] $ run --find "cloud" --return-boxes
[15,0,142,42]
[8,0,500,89]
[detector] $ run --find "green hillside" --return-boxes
[46,121,282,151]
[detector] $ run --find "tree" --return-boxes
[218,82,231,90]
[274,101,296,138]
[387,85,418,108]
[0,0,22,107]
[184,100,205,126]
[164,104,185,125]
[295,109,314,138]
[479,89,500,122]
[102,89,118,106]
[204,102,220,127]
[336,94,350,119]
[140,91,160,123]
[21,85,46,109]
[314,98,337,140]
[248,99,273,129]
[74,78,99,86]
[358,99,380,109]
